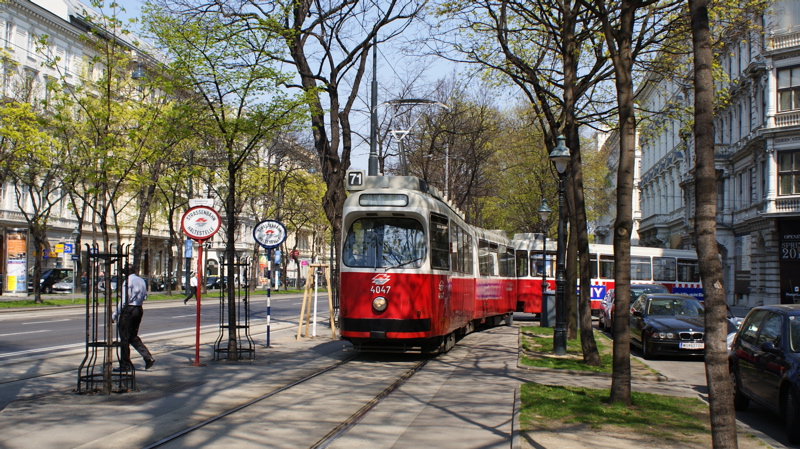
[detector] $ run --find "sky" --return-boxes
[113,0,472,171]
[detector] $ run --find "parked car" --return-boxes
[52,276,75,293]
[599,283,669,332]
[729,304,800,444]
[206,276,226,290]
[97,275,118,292]
[630,293,736,359]
[27,268,73,294]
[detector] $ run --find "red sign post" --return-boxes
[181,206,221,366]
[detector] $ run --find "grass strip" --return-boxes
[519,383,708,438]
[519,326,614,373]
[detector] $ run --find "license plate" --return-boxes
[680,342,704,350]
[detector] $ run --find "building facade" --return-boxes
[607,1,800,307]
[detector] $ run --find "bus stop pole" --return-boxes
[266,248,272,347]
[193,242,204,366]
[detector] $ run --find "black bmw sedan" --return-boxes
[630,293,733,359]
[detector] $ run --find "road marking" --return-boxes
[22,319,70,325]
[0,329,50,338]
[172,314,196,318]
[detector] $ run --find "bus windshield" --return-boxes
[343,217,426,269]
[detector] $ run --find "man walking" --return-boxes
[113,264,155,371]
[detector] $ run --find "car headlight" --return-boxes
[372,296,388,313]
[649,331,677,340]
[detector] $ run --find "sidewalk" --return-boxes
[0,314,776,449]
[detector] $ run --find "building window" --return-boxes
[779,150,800,195]
[778,67,800,112]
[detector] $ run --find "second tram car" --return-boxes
[339,173,515,353]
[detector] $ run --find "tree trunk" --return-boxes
[690,0,738,446]
[608,1,637,406]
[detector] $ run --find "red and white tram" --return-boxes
[338,172,703,353]
[338,173,515,353]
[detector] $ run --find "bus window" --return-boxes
[631,256,652,281]
[653,257,677,282]
[589,253,598,279]
[678,258,700,282]
[600,255,614,279]
[516,250,528,277]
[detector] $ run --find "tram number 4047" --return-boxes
[371,285,391,294]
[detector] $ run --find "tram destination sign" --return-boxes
[254,220,287,249]
[181,206,221,241]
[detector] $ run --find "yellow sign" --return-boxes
[55,244,64,253]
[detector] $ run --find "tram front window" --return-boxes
[343,218,426,268]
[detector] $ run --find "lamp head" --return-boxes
[131,62,145,80]
[538,198,552,222]
[549,135,570,174]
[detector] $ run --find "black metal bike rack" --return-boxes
[213,255,255,361]
[77,244,132,394]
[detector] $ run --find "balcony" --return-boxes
[769,31,800,51]
[775,111,800,128]
[774,196,800,214]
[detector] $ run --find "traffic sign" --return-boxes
[253,220,286,249]
[181,206,221,241]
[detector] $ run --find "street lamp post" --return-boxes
[537,198,551,304]
[549,135,570,356]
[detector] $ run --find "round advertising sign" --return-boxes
[253,220,287,249]
[181,206,221,241]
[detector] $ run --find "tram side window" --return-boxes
[677,258,700,282]
[516,250,528,277]
[462,231,474,275]
[501,247,515,277]
[631,256,652,281]
[479,240,496,276]
[530,254,553,277]
[430,214,450,270]
[450,224,473,274]
[653,257,677,282]
[600,255,614,279]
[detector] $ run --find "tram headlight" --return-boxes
[372,296,388,313]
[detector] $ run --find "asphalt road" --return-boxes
[0,292,325,365]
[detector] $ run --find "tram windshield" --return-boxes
[343,218,426,269]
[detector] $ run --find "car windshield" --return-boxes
[791,316,800,353]
[646,297,704,317]
[343,217,426,269]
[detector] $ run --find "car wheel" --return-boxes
[641,335,654,360]
[785,390,800,444]
[730,369,749,411]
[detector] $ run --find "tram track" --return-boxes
[141,355,431,449]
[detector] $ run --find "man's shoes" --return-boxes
[113,365,132,372]
[184,297,189,304]
[145,358,155,370]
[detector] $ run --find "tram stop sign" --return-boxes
[253,220,287,249]
[181,206,221,241]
